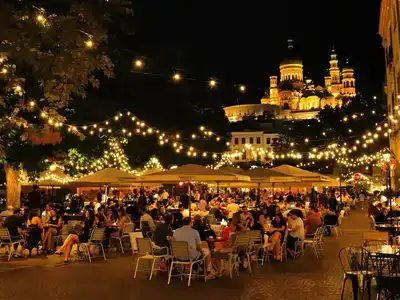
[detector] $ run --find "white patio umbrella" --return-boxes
[136,164,250,215]
[270,164,330,182]
[73,168,138,187]
[240,168,301,200]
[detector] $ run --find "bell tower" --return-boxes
[329,49,341,96]
[341,59,356,97]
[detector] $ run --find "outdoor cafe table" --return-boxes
[365,245,400,256]
[375,224,400,232]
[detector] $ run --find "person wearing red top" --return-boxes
[215,219,235,249]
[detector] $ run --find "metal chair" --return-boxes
[233,232,253,272]
[247,230,268,266]
[214,233,240,279]
[325,215,343,236]
[0,228,25,261]
[339,247,375,300]
[299,227,324,259]
[55,224,68,246]
[280,229,289,262]
[369,215,376,231]
[77,227,106,263]
[111,223,135,254]
[374,251,400,299]
[168,240,206,286]
[133,237,170,280]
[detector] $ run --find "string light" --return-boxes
[239,85,246,92]
[209,79,217,88]
[173,73,181,81]
[134,59,143,68]
[85,40,94,48]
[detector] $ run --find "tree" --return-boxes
[0,1,128,207]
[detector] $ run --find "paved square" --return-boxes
[0,210,368,300]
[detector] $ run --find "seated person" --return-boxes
[267,213,286,260]
[286,210,305,257]
[240,206,254,229]
[323,207,339,236]
[153,214,173,253]
[374,207,388,223]
[173,217,216,279]
[305,208,322,235]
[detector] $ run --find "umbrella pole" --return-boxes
[257,182,261,207]
[188,183,191,218]
[272,183,275,196]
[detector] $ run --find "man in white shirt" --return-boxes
[240,206,254,228]
[287,210,305,257]
[161,189,169,201]
[227,198,240,218]
[140,207,155,231]
[198,197,208,211]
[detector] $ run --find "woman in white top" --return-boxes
[286,210,305,257]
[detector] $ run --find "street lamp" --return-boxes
[380,149,397,221]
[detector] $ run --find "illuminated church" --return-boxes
[260,39,356,111]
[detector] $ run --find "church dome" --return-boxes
[280,57,302,66]
[280,39,302,66]
[342,59,354,72]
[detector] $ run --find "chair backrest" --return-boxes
[169,240,191,260]
[123,223,135,234]
[339,246,373,274]
[282,228,289,245]
[136,237,153,255]
[90,227,105,242]
[393,235,400,245]
[61,224,68,235]
[338,215,344,226]
[369,215,376,231]
[364,240,388,248]
[363,231,389,244]
[206,214,215,225]
[233,233,251,250]
[247,230,263,244]
[0,227,11,241]
[374,251,400,277]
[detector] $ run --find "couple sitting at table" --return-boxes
[260,212,286,260]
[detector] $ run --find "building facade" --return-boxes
[379,0,400,185]
[261,40,356,110]
[224,40,357,122]
[229,131,280,162]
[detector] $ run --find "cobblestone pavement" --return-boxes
[0,210,369,300]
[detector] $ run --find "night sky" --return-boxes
[130,0,384,105]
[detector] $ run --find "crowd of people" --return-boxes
[0,184,354,276]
